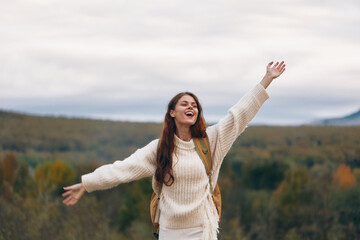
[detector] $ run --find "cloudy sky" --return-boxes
[1,0,359,125]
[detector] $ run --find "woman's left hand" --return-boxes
[260,61,286,89]
[266,61,286,79]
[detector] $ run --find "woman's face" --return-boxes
[170,94,199,128]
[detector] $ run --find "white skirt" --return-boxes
[159,226,203,240]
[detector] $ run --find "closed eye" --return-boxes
[179,100,197,108]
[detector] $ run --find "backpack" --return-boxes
[150,137,222,239]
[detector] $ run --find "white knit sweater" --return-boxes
[82,83,269,239]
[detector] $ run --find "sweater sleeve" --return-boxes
[207,83,269,161]
[81,139,159,192]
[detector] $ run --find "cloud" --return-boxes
[0,0,359,124]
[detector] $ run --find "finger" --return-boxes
[273,62,279,68]
[267,61,274,67]
[63,196,72,205]
[68,198,78,206]
[64,183,81,190]
[63,186,74,190]
[277,61,284,68]
[63,196,78,206]
[279,64,285,71]
[278,61,284,68]
[62,191,72,197]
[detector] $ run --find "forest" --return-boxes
[1,110,360,240]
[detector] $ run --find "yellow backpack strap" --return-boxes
[151,183,162,239]
[194,137,214,195]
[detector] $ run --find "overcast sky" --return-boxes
[1,0,359,125]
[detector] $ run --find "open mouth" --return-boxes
[185,111,194,117]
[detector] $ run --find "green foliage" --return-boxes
[1,111,360,239]
[117,178,153,232]
[0,193,111,240]
[284,229,302,240]
[34,160,75,193]
[330,186,360,236]
[242,159,288,190]
[274,167,311,212]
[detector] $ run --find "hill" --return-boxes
[1,109,360,168]
[312,109,360,126]
[0,109,162,166]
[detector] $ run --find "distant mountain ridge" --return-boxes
[312,109,360,126]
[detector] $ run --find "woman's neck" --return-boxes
[175,127,192,142]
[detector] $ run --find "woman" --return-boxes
[62,61,286,240]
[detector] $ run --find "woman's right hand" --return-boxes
[62,183,86,206]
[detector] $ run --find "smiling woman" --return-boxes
[62,61,286,240]
[155,91,206,189]
[172,95,198,123]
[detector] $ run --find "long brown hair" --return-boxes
[155,92,207,186]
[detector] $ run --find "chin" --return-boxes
[186,122,196,127]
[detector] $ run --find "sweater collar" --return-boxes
[174,134,195,150]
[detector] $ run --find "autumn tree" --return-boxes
[0,152,18,200]
[333,164,357,188]
[2,152,17,183]
[34,160,75,194]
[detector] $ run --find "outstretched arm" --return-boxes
[207,60,286,169]
[260,61,286,89]
[62,139,159,206]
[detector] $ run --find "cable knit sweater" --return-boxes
[82,83,269,239]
